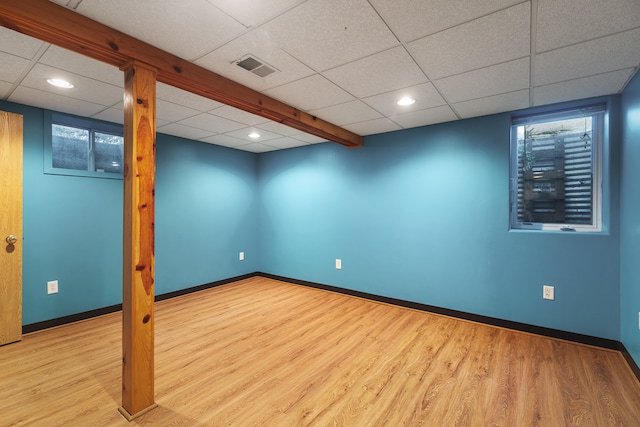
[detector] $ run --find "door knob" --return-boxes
[5,235,18,245]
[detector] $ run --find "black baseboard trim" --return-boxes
[620,343,640,381]
[258,272,625,350]
[22,273,256,334]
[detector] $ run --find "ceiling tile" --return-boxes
[200,134,250,148]
[263,0,399,71]
[0,52,31,84]
[206,0,305,27]
[408,2,530,79]
[435,58,530,103]
[157,123,215,141]
[156,99,201,122]
[209,105,269,126]
[0,81,13,98]
[362,83,446,117]
[91,107,124,124]
[537,0,640,52]
[19,63,122,106]
[75,0,246,60]
[289,133,328,144]
[0,27,46,60]
[389,105,458,128]
[309,100,382,126]
[453,89,530,119]
[534,69,636,106]
[178,113,245,134]
[535,28,640,87]
[370,0,522,43]
[156,83,224,112]
[225,127,282,143]
[39,45,123,86]
[265,74,354,111]
[9,86,106,116]
[323,46,428,98]
[235,143,279,153]
[262,137,309,150]
[257,121,301,136]
[196,28,316,92]
[343,118,402,136]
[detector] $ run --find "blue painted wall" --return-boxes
[0,100,259,325]
[258,104,621,340]
[620,71,640,366]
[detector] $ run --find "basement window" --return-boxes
[45,113,123,179]
[509,104,605,232]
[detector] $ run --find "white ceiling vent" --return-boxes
[235,55,277,78]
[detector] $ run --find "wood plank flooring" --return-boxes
[1,277,639,426]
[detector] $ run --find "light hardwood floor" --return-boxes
[1,277,639,426]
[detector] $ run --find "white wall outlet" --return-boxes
[335,259,342,270]
[239,251,244,261]
[543,285,554,300]
[47,280,58,295]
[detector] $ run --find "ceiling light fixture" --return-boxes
[47,78,75,89]
[397,97,415,106]
[248,132,261,139]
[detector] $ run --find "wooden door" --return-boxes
[0,110,23,346]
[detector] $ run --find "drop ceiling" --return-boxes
[1,0,639,152]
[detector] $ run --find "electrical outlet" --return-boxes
[47,280,58,295]
[239,252,244,261]
[335,259,342,270]
[543,285,554,300]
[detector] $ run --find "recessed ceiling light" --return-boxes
[248,132,261,139]
[47,78,74,89]
[397,97,415,106]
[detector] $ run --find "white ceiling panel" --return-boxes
[265,74,354,111]
[9,86,106,116]
[0,27,46,60]
[200,134,250,148]
[235,142,279,153]
[309,101,382,126]
[178,113,245,134]
[263,0,399,71]
[343,118,402,136]
[20,63,122,106]
[289,133,327,144]
[75,0,246,60]
[157,123,215,141]
[39,45,123,86]
[362,83,446,117]
[389,105,458,129]
[206,0,306,27]
[91,106,124,125]
[225,127,282,143]
[534,69,636,107]
[536,0,640,53]
[209,105,269,126]
[453,89,530,119]
[435,58,530,103]
[0,81,12,99]
[196,27,316,92]
[156,99,201,123]
[408,2,530,80]
[0,52,32,84]
[323,46,428,98]
[257,121,301,137]
[535,28,640,87]
[369,0,522,43]
[262,137,308,150]
[156,83,224,113]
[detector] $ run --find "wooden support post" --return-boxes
[118,61,158,421]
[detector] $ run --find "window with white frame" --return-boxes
[49,113,124,177]
[510,105,605,232]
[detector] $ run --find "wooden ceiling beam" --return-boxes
[0,0,362,148]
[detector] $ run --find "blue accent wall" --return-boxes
[0,100,259,325]
[621,71,640,366]
[258,107,621,340]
